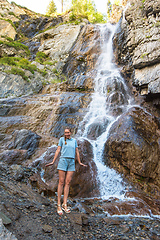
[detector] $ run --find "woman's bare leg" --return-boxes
[57,170,65,212]
[63,171,74,209]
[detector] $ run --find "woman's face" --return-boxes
[64,129,71,139]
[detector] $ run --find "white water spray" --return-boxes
[77,23,134,200]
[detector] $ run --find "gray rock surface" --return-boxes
[35,24,82,70]
[114,0,160,96]
[8,129,41,158]
[0,219,17,240]
[0,71,43,98]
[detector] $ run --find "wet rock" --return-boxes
[103,106,160,197]
[70,139,99,198]
[9,129,41,158]
[29,172,55,196]
[50,92,91,138]
[87,117,109,140]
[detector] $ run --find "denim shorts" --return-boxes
[57,157,75,172]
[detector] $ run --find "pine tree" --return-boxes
[46,0,57,15]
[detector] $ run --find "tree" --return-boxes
[70,0,106,23]
[114,0,121,5]
[107,0,112,19]
[46,0,57,15]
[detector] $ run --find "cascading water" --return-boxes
[32,22,160,218]
[77,23,134,200]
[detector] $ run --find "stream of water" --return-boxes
[77,23,134,200]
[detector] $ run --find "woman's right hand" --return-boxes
[45,162,54,167]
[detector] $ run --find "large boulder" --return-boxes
[103,107,160,197]
[70,139,99,198]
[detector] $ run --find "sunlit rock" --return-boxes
[0,20,17,40]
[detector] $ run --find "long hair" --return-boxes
[64,128,72,145]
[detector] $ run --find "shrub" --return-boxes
[18,59,37,74]
[35,52,49,64]
[52,68,58,74]
[0,57,18,66]
[51,78,61,84]
[38,69,48,77]
[43,61,55,65]
[0,57,37,74]
[6,67,28,81]
[0,38,30,56]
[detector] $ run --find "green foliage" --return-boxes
[5,67,28,81]
[38,69,48,77]
[46,0,57,15]
[52,68,58,74]
[43,61,55,65]
[0,57,37,74]
[8,12,16,16]
[107,0,112,19]
[18,59,37,74]
[0,57,20,66]
[70,0,106,23]
[113,0,121,5]
[35,52,50,64]
[51,78,61,84]
[0,38,30,56]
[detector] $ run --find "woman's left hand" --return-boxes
[79,162,87,167]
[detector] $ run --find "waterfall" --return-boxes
[77,23,134,200]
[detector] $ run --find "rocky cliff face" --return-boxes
[114,0,160,105]
[106,0,160,197]
[0,1,99,173]
[0,0,160,210]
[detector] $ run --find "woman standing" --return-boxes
[45,128,87,215]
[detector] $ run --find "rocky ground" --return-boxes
[0,164,160,240]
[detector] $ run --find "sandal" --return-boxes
[57,204,63,216]
[62,203,71,213]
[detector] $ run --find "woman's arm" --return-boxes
[45,146,61,167]
[76,148,87,167]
